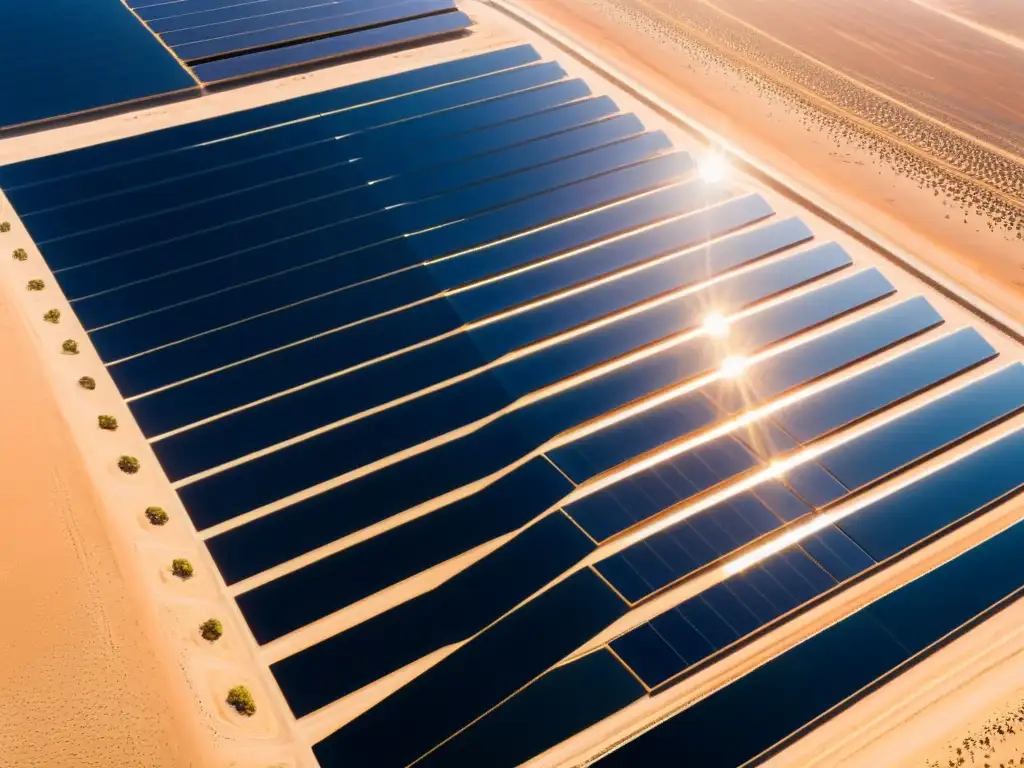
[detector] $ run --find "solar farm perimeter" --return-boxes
[1,2,1024,766]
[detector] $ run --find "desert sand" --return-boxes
[0,242,209,766]
[509,0,1024,329]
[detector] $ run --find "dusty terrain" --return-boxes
[0,255,207,767]
[511,0,1024,326]
[925,0,1024,41]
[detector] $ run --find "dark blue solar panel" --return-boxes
[447,193,781,324]
[58,115,647,308]
[193,11,473,83]
[116,182,697,419]
[263,511,595,708]
[149,0,393,30]
[156,232,849,487]
[311,568,628,768]
[174,0,457,62]
[83,150,687,367]
[783,462,849,507]
[165,0,453,49]
[820,363,1024,490]
[775,326,998,441]
[800,526,874,581]
[612,547,841,688]
[0,0,196,130]
[32,95,626,250]
[596,484,808,603]
[566,436,764,542]
[19,57,564,220]
[598,428,1024,767]
[0,44,540,188]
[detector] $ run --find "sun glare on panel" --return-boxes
[703,311,730,338]
[720,355,747,379]
[699,152,729,183]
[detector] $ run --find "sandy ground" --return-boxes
[0,245,208,767]
[926,0,1024,41]
[511,0,1024,328]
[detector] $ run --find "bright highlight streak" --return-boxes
[720,355,748,379]
[703,311,730,338]
[699,152,729,183]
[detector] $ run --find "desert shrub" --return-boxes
[145,506,169,526]
[43,308,60,323]
[117,455,140,474]
[78,376,96,390]
[226,686,256,716]
[199,618,223,642]
[12,247,27,261]
[0,222,9,233]
[98,414,118,431]
[27,279,44,291]
[171,558,194,580]
[62,339,79,354]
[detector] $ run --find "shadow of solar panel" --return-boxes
[193,10,473,83]
[599,427,1024,767]
[173,0,458,62]
[0,45,541,189]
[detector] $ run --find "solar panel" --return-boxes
[600,426,1024,767]
[123,183,742,434]
[264,510,595,711]
[0,0,196,130]
[190,9,473,83]
[161,240,852,494]
[0,45,541,189]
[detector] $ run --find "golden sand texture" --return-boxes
[513,0,1024,325]
[0,281,206,767]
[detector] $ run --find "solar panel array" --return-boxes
[0,0,197,130]
[129,0,472,83]
[4,44,1024,767]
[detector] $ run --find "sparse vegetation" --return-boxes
[43,308,60,323]
[0,222,9,233]
[62,339,79,354]
[117,455,140,474]
[27,279,44,291]
[12,247,27,261]
[226,686,256,717]
[199,618,223,642]
[171,558,194,580]
[78,376,96,390]
[145,506,169,526]
[98,414,118,431]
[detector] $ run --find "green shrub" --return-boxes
[171,558,194,580]
[117,455,140,474]
[27,279,44,291]
[199,618,223,642]
[43,308,60,323]
[62,339,79,354]
[145,506,169,526]
[226,686,256,716]
[0,222,9,233]
[98,414,118,431]
[78,376,96,390]
[12,247,27,261]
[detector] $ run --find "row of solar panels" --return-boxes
[0,0,468,129]
[128,0,472,83]
[5,45,1023,767]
